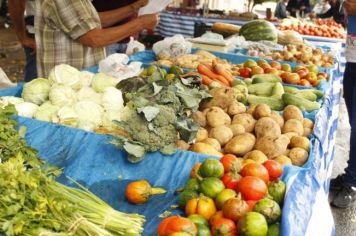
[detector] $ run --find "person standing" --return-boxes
[312,0,331,15]
[91,0,144,55]
[8,0,37,82]
[287,0,311,17]
[316,0,345,26]
[275,0,289,19]
[34,0,158,78]
[330,0,356,208]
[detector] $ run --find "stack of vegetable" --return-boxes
[189,99,313,167]
[0,64,125,132]
[0,105,145,236]
[158,157,287,235]
[110,66,211,163]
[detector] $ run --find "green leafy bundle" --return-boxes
[112,69,211,163]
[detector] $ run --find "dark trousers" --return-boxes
[23,46,37,82]
[343,62,356,187]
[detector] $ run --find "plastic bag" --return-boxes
[152,35,192,60]
[98,54,143,82]
[0,68,16,89]
[126,37,145,56]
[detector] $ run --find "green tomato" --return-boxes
[267,222,280,236]
[200,177,225,199]
[197,224,212,236]
[165,73,176,80]
[267,180,286,206]
[188,214,209,227]
[146,65,157,76]
[184,178,200,192]
[215,188,237,210]
[170,66,184,76]
[178,190,199,208]
[199,159,224,178]
[238,212,268,236]
[253,198,281,224]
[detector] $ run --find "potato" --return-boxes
[303,118,314,129]
[190,142,223,157]
[284,149,291,156]
[200,87,238,110]
[253,104,272,120]
[303,128,312,137]
[283,132,299,140]
[228,124,245,136]
[289,147,308,166]
[290,136,310,151]
[274,155,292,166]
[282,119,304,136]
[254,117,281,139]
[224,133,256,156]
[192,111,206,127]
[176,140,190,150]
[206,107,231,127]
[227,101,246,116]
[246,104,258,115]
[254,135,290,158]
[270,111,284,128]
[283,105,303,122]
[202,138,221,151]
[209,126,234,146]
[243,150,268,164]
[196,128,208,142]
[232,113,256,133]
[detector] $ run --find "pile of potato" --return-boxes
[181,87,314,167]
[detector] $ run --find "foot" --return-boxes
[329,175,345,192]
[331,185,356,208]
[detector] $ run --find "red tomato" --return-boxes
[240,163,269,184]
[157,215,197,236]
[237,176,268,201]
[246,200,257,211]
[209,211,224,226]
[211,218,237,236]
[263,160,283,181]
[222,172,242,189]
[220,154,241,173]
[239,67,252,78]
[299,79,312,87]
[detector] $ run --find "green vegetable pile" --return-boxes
[0,106,145,236]
[0,105,40,167]
[111,67,211,163]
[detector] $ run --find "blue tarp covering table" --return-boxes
[0,51,343,235]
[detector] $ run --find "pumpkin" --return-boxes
[278,30,304,45]
[239,20,278,43]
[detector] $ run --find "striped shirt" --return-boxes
[35,0,106,77]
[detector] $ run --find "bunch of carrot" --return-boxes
[197,60,234,87]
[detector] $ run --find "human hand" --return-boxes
[139,13,159,30]
[21,37,36,54]
[131,0,149,12]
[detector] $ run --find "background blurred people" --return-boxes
[275,0,289,19]
[35,0,158,77]
[8,0,37,82]
[312,0,331,15]
[287,0,311,17]
[316,0,345,26]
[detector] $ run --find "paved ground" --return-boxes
[0,16,355,236]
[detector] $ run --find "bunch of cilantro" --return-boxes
[112,69,211,163]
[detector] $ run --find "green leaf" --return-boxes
[175,118,200,144]
[159,143,177,156]
[123,142,146,163]
[152,82,163,96]
[137,106,160,122]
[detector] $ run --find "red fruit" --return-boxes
[211,218,237,236]
[241,163,269,184]
[263,160,283,181]
[246,200,257,211]
[239,68,252,78]
[220,154,242,173]
[222,172,242,190]
[237,176,268,201]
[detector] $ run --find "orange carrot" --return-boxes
[201,74,215,86]
[202,63,213,71]
[213,61,234,85]
[197,64,230,87]
[181,71,200,77]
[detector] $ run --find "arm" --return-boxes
[79,14,158,48]
[98,0,148,28]
[8,0,35,49]
[317,7,333,18]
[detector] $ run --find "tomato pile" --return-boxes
[157,156,287,236]
[278,22,345,39]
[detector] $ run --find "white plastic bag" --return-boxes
[152,35,192,60]
[0,68,16,89]
[126,37,145,56]
[98,53,143,82]
[138,0,171,15]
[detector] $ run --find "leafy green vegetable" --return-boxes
[111,67,210,162]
